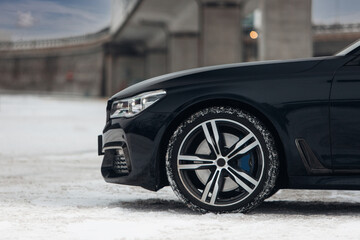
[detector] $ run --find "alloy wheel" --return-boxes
[177,118,264,207]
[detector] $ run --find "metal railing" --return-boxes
[313,23,360,34]
[0,28,110,51]
[1,22,360,51]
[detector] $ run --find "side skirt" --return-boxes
[288,175,360,190]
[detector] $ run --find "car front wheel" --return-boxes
[166,106,279,213]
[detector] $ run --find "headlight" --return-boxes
[110,90,166,118]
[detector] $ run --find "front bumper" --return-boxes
[98,130,131,175]
[98,111,171,191]
[98,128,127,154]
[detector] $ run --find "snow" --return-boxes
[1,94,360,240]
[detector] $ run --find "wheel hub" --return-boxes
[216,158,226,167]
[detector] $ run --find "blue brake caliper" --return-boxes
[238,154,251,173]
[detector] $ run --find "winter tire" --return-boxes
[166,106,279,213]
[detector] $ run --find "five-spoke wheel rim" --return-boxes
[177,119,265,207]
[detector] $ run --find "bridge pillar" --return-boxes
[199,1,243,66]
[104,54,113,97]
[258,0,313,60]
[103,43,145,96]
[146,49,168,78]
[168,32,199,72]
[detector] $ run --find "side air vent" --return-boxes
[113,147,131,175]
[295,139,332,175]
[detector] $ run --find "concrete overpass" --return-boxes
[0,0,358,97]
[0,29,109,96]
[104,0,312,95]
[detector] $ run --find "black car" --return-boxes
[98,40,360,213]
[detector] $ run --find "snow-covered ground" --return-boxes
[1,94,360,240]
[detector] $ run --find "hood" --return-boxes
[111,56,334,100]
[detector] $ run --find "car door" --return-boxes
[330,55,360,170]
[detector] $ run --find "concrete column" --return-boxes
[199,1,243,66]
[168,32,199,72]
[112,55,145,92]
[103,43,145,96]
[145,49,167,78]
[258,0,312,60]
[104,54,113,97]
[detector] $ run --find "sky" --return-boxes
[0,0,111,40]
[312,0,360,24]
[0,0,360,41]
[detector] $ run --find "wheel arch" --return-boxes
[156,97,289,189]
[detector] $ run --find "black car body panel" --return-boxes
[100,51,360,191]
